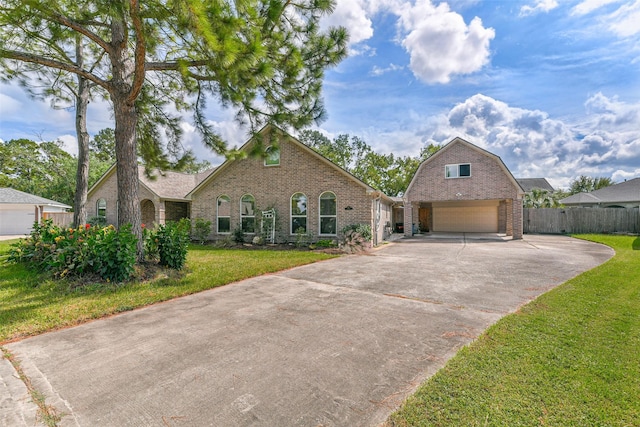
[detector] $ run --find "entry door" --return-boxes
[418,208,430,232]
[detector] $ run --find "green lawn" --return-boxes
[0,240,336,343]
[387,234,640,427]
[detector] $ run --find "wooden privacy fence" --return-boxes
[524,208,639,234]
[43,212,74,228]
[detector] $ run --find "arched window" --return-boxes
[264,145,280,166]
[319,192,337,235]
[97,198,107,219]
[241,194,256,233]
[291,192,307,234]
[217,195,231,233]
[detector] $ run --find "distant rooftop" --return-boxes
[560,177,640,205]
[0,188,71,208]
[516,178,554,193]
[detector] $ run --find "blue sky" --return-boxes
[1,0,639,189]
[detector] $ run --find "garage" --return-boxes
[0,205,37,235]
[432,201,498,233]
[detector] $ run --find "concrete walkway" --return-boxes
[2,235,613,426]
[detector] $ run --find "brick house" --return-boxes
[188,126,396,245]
[404,137,524,239]
[87,165,212,226]
[87,126,396,245]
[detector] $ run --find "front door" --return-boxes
[418,208,430,232]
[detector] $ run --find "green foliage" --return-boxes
[156,219,191,270]
[233,226,246,244]
[142,225,160,262]
[192,218,212,245]
[8,219,136,282]
[523,188,564,208]
[569,175,614,195]
[294,227,312,248]
[299,131,441,196]
[314,239,337,248]
[87,216,107,227]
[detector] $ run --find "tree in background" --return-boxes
[568,176,614,195]
[1,0,347,259]
[0,137,113,206]
[299,131,441,196]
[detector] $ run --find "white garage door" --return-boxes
[433,205,498,232]
[0,207,36,235]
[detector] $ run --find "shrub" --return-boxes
[87,216,107,227]
[156,218,191,270]
[192,218,212,245]
[8,219,137,282]
[314,239,337,248]
[143,224,159,261]
[340,224,372,253]
[233,226,245,243]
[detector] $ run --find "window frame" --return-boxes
[445,163,471,179]
[216,195,231,234]
[240,194,256,234]
[264,145,280,166]
[290,192,308,235]
[318,191,337,236]
[96,198,107,219]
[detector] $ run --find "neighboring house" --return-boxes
[0,188,71,235]
[560,178,640,208]
[87,165,213,226]
[188,125,396,245]
[403,137,524,239]
[517,178,554,193]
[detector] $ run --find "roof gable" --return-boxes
[406,137,524,196]
[188,125,392,202]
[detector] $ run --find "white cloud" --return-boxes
[520,0,559,16]
[397,1,495,84]
[322,0,374,46]
[607,0,640,37]
[370,63,404,76]
[571,0,620,16]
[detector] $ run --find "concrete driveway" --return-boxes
[3,234,613,426]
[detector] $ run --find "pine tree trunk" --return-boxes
[111,17,144,261]
[73,43,90,227]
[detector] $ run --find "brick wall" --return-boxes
[191,137,378,243]
[87,169,119,226]
[405,139,522,238]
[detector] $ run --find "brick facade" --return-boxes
[190,135,389,243]
[404,137,523,239]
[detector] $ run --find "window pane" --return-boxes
[459,164,471,177]
[241,195,255,216]
[97,199,106,218]
[242,217,255,233]
[320,193,336,215]
[320,217,336,235]
[292,217,306,234]
[291,193,307,216]
[265,146,280,166]
[445,165,458,178]
[217,196,230,216]
[218,217,230,233]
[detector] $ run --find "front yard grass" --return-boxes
[0,241,336,344]
[387,234,640,426]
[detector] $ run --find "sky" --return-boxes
[1,0,639,190]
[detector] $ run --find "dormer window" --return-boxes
[264,146,280,166]
[445,163,471,178]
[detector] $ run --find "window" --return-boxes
[264,146,280,166]
[241,194,256,233]
[97,198,107,219]
[217,195,231,233]
[445,163,471,178]
[319,192,337,235]
[291,192,307,234]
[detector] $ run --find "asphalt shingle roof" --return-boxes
[138,166,216,200]
[516,178,554,192]
[0,188,71,208]
[560,177,640,205]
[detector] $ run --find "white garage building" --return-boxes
[0,188,71,236]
